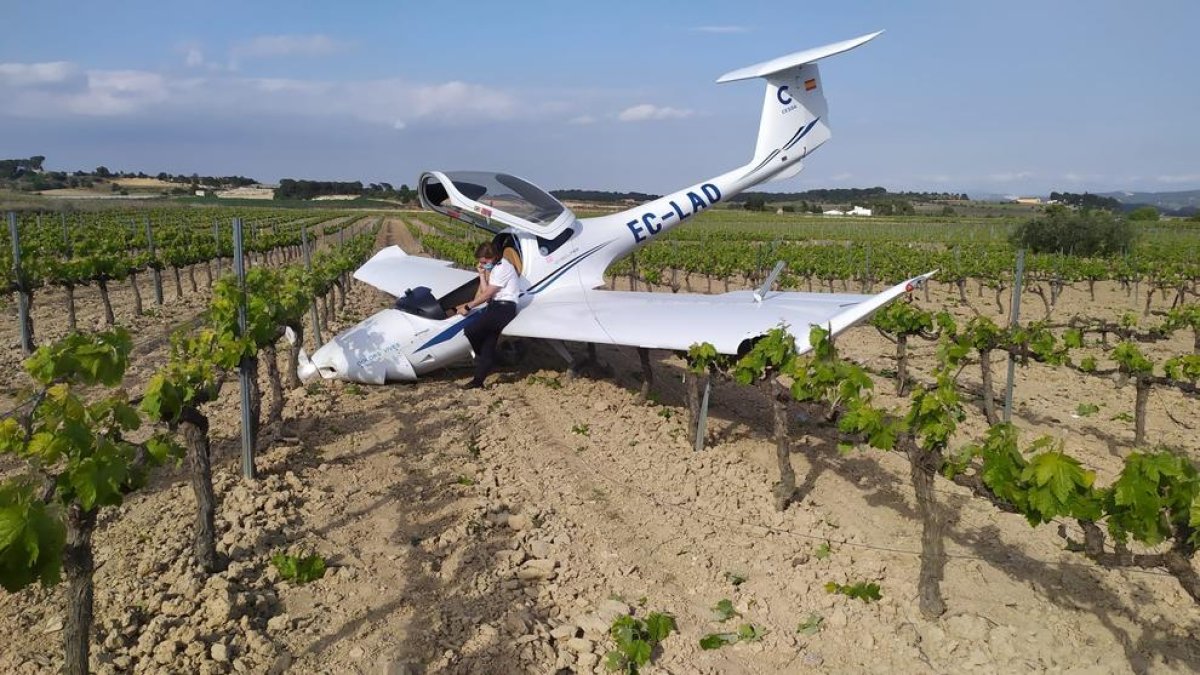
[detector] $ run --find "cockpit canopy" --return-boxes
[418,170,575,238]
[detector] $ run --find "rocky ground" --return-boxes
[1,219,1198,673]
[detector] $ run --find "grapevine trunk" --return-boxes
[246,356,262,441]
[180,407,218,572]
[286,323,304,390]
[263,342,286,436]
[637,347,654,404]
[97,278,116,326]
[63,505,97,675]
[1164,548,1200,603]
[335,279,346,311]
[685,371,708,448]
[1134,378,1150,446]
[65,285,77,333]
[980,348,997,424]
[907,442,947,619]
[129,272,143,315]
[17,289,36,354]
[768,381,796,511]
[152,268,163,306]
[895,335,909,396]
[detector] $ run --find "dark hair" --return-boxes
[474,242,499,260]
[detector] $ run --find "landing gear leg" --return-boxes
[550,340,578,377]
[637,347,654,403]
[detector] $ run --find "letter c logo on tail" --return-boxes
[777,86,792,105]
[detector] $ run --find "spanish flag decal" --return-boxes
[804,78,817,91]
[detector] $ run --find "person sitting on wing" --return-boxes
[457,242,520,389]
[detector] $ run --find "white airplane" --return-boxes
[297,30,931,385]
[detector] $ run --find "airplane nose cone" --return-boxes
[298,359,320,384]
[296,342,341,384]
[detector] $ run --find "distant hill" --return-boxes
[1100,189,1200,216]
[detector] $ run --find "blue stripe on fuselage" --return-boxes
[524,243,608,294]
[415,311,482,352]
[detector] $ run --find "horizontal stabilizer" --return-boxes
[716,30,883,83]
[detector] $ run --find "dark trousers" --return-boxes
[464,301,517,385]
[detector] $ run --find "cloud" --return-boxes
[231,34,346,60]
[392,120,407,130]
[1155,173,1200,184]
[0,60,556,127]
[617,104,693,122]
[82,70,170,114]
[0,63,166,115]
[0,61,80,87]
[569,115,596,125]
[175,42,229,71]
[184,48,205,68]
[689,26,751,34]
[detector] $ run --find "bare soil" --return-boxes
[0,218,1197,674]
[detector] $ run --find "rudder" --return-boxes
[717,31,882,181]
[752,63,829,177]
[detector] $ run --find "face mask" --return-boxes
[482,262,496,271]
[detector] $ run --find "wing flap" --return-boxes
[352,245,476,299]
[504,272,933,353]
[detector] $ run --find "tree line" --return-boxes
[1049,191,1122,211]
[730,188,970,204]
[274,179,415,202]
[1,156,259,192]
[550,189,662,203]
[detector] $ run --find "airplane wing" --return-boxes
[353,245,476,298]
[504,273,934,354]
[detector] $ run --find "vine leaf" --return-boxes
[1019,451,1097,524]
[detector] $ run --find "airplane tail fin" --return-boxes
[717,31,882,182]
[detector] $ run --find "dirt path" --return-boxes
[387,217,423,253]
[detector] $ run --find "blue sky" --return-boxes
[3,0,1197,196]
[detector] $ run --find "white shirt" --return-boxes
[488,259,521,303]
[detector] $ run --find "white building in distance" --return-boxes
[823,205,872,216]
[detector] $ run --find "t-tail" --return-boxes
[582,31,882,275]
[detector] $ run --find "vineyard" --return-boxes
[2,207,1199,673]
